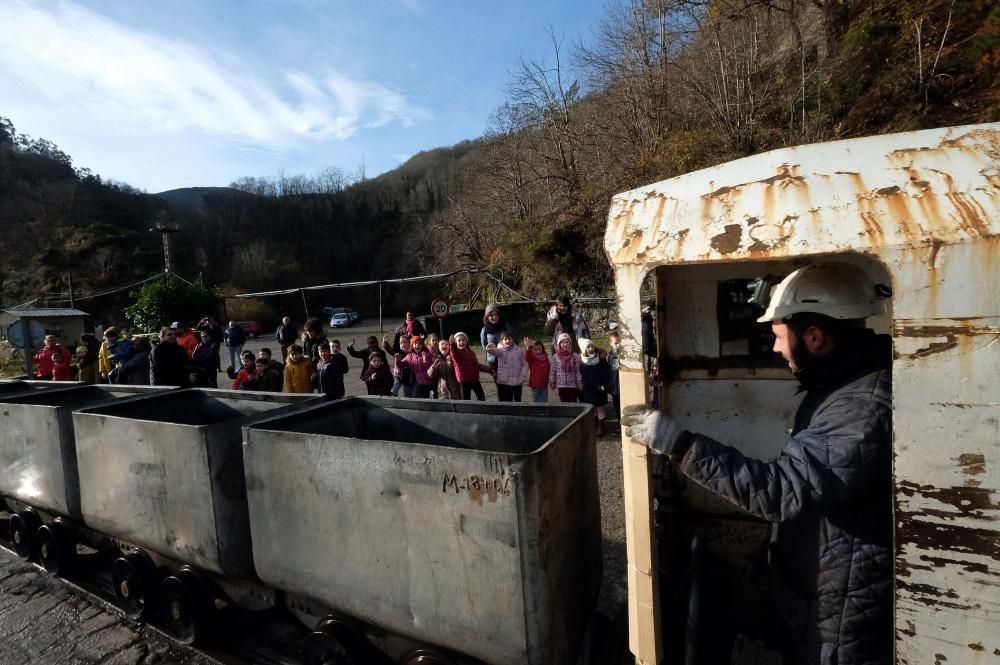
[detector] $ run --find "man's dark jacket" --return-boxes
[149,341,190,386]
[276,323,298,346]
[676,334,892,665]
[224,326,247,348]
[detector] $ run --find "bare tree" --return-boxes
[670,1,781,152]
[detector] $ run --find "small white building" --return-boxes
[0,308,90,349]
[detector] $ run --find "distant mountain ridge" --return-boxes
[153,186,242,211]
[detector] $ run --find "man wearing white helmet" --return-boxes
[624,263,892,665]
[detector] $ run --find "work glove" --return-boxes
[621,405,689,459]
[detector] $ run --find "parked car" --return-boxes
[348,309,361,323]
[330,313,352,328]
[236,321,262,338]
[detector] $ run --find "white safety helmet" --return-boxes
[756,264,887,323]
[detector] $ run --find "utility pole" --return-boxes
[149,212,180,274]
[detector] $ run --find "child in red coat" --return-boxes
[524,338,551,403]
[449,332,493,401]
[51,350,75,381]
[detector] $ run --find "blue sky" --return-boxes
[0,0,608,193]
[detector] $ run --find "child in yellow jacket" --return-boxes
[283,344,317,393]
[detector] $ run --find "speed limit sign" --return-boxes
[431,298,450,319]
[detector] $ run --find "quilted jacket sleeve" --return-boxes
[677,386,890,523]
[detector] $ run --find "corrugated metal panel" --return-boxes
[606,123,1000,664]
[1,308,89,318]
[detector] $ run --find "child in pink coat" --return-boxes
[487,331,529,402]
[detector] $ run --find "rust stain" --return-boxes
[896,322,1000,359]
[897,481,1000,517]
[704,165,805,198]
[883,190,924,240]
[925,239,944,270]
[896,333,958,359]
[876,185,902,196]
[710,224,742,254]
[896,581,961,601]
[897,324,1000,336]
[654,195,667,226]
[958,453,987,477]
[946,191,993,237]
[934,654,947,665]
[969,643,985,651]
[918,554,993,574]
[860,211,885,246]
[674,228,689,257]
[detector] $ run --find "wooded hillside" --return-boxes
[1,0,997,318]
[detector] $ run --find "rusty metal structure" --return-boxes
[605,123,999,664]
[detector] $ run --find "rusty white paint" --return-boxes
[606,124,1000,664]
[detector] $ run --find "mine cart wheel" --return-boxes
[112,550,159,621]
[36,520,76,575]
[303,617,388,665]
[401,649,456,665]
[160,571,211,645]
[9,511,41,560]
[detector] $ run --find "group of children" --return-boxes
[230,341,353,398]
[487,330,622,434]
[225,304,624,435]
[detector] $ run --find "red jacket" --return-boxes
[52,357,75,381]
[232,367,257,390]
[177,330,198,357]
[450,347,491,385]
[33,345,71,379]
[525,351,551,389]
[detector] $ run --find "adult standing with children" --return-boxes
[480,304,514,372]
[32,334,72,380]
[301,317,328,365]
[544,295,589,352]
[397,311,427,338]
[223,320,247,372]
[275,316,298,361]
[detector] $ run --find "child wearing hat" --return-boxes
[548,332,583,402]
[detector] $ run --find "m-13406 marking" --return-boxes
[442,473,515,497]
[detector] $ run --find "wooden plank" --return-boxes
[620,368,662,665]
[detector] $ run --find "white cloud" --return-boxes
[0,0,428,145]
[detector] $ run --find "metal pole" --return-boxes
[162,231,173,274]
[439,317,444,340]
[67,271,75,309]
[378,281,384,336]
[21,319,33,378]
[299,289,309,321]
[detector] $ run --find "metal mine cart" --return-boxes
[243,397,603,665]
[72,388,321,641]
[1,384,168,568]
